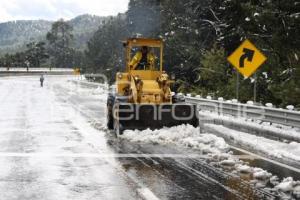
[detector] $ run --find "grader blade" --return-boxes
[113,103,199,133]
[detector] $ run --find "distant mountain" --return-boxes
[0,14,110,55]
[0,20,51,54]
[69,14,111,49]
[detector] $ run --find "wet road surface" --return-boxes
[0,76,292,199]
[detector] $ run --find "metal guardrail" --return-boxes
[0,68,74,76]
[0,67,73,72]
[186,97,300,129]
[70,80,104,88]
[70,79,300,129]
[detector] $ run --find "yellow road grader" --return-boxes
[107,38,199,135]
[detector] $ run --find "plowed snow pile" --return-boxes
[121,124,229,154]
[121,124,300,199]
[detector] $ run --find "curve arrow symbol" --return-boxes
[239,48,255,68]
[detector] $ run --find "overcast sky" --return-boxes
[0,0,129,22]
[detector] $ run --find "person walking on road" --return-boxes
[40,75,45,87]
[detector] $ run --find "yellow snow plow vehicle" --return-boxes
[107,38,199,135]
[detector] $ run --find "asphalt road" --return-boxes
[0,76,279,199]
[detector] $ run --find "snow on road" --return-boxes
[0,76,139,200]
[1,76,300,199]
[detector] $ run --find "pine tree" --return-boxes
[46,19,75,68]
[85,15,129,82]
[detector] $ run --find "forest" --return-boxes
[0,0,299,108]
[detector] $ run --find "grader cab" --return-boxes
[107,38,199,135]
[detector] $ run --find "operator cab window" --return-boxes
[130,47,161,71]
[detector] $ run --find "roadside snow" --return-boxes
[236,164,252,173]
[276,177,295,192]
[205,124,300,166]
[294,185,300,198]
[253,168,272,180]
[205,124,300,163]
[275,177,300,198]
[220,159,236,166]
[121,124,300,197]
[121,125,229,155]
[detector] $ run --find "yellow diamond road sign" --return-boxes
[227,39,267,78]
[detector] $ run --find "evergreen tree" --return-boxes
[46,19,75,68]
[85,15,129,82]
[127,0,161,37]
[25,41,48,68]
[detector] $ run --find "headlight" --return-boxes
[134,75,139,81]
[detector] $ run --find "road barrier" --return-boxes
[70,80,104,89]
[0,67,73,72]
[0,67,74,76]
[186,97,300,129]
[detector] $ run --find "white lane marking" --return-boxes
[0,128,79,132]
[54,82,160,200]
[231,145,300,174]
[0,152,264,160]
[138,188,160,200]
[0,152,204,158]
[104,156,161,200]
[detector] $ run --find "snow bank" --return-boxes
[121,124,300,197]
[205,124,300,163]
[236,164,252,173]
[236,165,300,196]
[276,177,295,192]
[200,111,300,142]
[275,177,300,198]
[253,168,272,180]
[294,185,300,198]
[121,124,229,154]
[286,105,295,110]
[220,159,236,166]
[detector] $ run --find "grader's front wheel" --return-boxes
[106,94,115,130]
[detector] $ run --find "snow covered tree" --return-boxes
[85,15,129,82]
